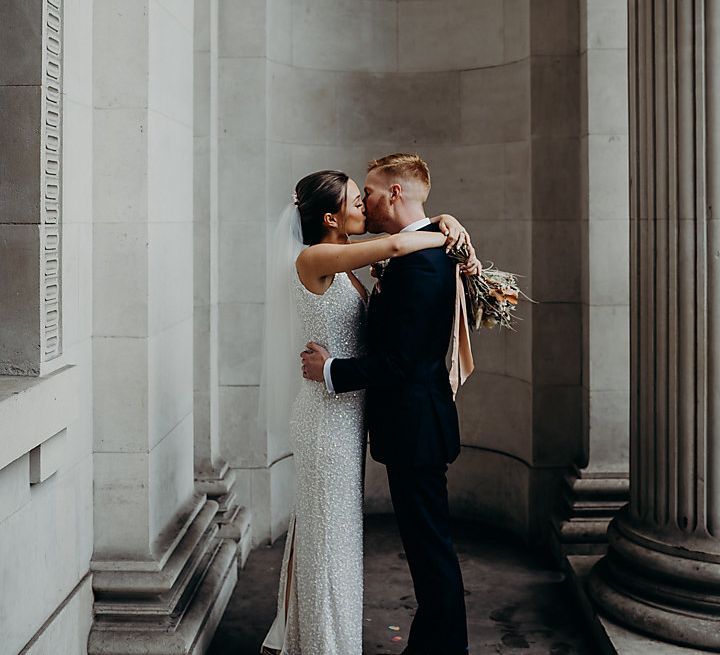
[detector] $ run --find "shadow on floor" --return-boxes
[208,514,596,655]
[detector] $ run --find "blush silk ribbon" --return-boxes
[449,266,475,399]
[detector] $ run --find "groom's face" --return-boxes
[362,170,393,234]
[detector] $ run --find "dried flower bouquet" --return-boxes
[447,243,532,331]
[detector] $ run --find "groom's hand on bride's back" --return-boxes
[301,342,329,382]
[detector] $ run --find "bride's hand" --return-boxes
[431,214,471,253]
[461,248,481,276]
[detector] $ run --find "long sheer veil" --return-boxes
[258,204,306,452]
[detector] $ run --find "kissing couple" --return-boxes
[260,153,478,655]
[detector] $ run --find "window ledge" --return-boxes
[0,365,79,473]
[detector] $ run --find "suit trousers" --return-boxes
[386,464,468,655]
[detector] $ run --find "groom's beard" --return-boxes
[364,215,381,234]
[365,211,392,235]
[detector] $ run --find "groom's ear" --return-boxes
[389,183,401,203]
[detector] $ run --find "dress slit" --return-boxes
[261,514,297,655]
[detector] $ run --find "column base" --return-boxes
[588,508,720,651]
[88,496,238,655]
[563,554,703,655]
[195,460,253,567]
[549,467,629,562]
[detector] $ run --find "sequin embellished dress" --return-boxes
[261,271,367,655]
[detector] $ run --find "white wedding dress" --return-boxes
[261,270,367,655]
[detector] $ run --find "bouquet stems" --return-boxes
[447,243,533,331]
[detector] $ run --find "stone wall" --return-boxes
[92,0,196,562]
[580,0,629,474]
[0,0,95,652]
[211,0,594,543]
[0,9,632,653]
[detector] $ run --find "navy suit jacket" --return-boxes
[330,223,461,467]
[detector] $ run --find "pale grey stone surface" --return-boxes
[0,3,42,86]
[399,0,504,72]
[1,456,93,653]
[0,2,643,652]
[22,569,94,655]
[218,222,266,303]
[149,2,194,127]
[588,1,720,648]
[92,108,149,222]
[338,72,462,145]
[218,0,266,58]
[503,0,530,62]
[217,137,267,220]
[209,515,593,655]
[0,224,41,374]
[92,223,150,336]
[218,58,267,139]
[0,86,42,222]
[294,0,398,72]
[220,386,265,468]
[458,372,533,462]
[92,0,150,109]
[530,0,579,55]
[218,302,264,385]
[267,62,337,144]
[578,0,629,487]
[461,61,530,144]
[0,1,95,644]
[584,49,629,135]
[423,144,506,221]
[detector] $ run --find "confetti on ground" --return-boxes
[391,636,403,642]
[388,625,400,631]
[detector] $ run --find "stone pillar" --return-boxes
[193,0,251,565]
[550,0,630,561]
[588,1,720,648]
[90,2,237,652]
[216,0,296,548]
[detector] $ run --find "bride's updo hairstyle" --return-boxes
[294,170,349,245]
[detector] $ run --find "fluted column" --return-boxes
[588,1,720,648]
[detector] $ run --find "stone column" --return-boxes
[90,2,237,652]
[589,1,720,648]
[550,0,631,561]
[193,0,251,565]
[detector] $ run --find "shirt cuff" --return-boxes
[323,357,336,394]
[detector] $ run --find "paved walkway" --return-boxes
[208,514,595,655]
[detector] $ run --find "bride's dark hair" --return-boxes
[294,170,349,245]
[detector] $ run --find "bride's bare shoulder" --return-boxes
[296,244,327,276]
[296,244,320,268]
[297,242,337,265]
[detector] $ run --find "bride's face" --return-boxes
[337,179,367,236]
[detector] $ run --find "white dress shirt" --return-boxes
[322,217,432,394]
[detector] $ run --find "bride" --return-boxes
[259,169,476,655]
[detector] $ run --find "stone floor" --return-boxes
[208,514,596,655]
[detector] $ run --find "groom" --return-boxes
[302,153,469,655]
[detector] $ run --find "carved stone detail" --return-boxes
[550,468,629,560]
[88,497,239,655]
[41,0,62,363]
[195,460,253,568]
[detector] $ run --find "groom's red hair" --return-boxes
[367,153,431,195]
